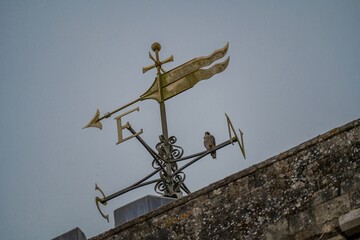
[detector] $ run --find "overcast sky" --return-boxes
[0,1,359,239]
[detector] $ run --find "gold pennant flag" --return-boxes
[83,43,230,129]
[140,43,230,102]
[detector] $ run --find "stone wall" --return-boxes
[91,118,360,240]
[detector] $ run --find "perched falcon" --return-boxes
[204,131,216,159]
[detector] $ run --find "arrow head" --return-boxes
[83,109,103,129]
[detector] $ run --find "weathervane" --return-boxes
[83,42,246,222]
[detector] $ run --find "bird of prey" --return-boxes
[204,131,216,159]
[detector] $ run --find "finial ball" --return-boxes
[151,42,161,52]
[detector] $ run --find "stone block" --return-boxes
[114,195,174,227]
[339,208,360,237]
[326,235,346,240]
[265,218,289,240]
[314,194,350,225]
[52,227,87,240]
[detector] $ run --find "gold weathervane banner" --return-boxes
[140,43,230,102]
[83,43,230,129]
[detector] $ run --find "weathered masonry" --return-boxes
[91,118,360,240]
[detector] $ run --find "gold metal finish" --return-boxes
[82,98,142,130]
[142,42,174,74]
[141,43,230,102]
[95,183,109,222]
[143,54,174,74]
[83,109,102,129]
[225,113,246,159]
[83,42,246,223]
[142,42,180,197]
[115,107,143,145]
[83,43,229,130]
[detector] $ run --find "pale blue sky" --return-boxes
[0,1,359,239]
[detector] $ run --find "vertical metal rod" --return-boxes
[154,47,169,140]
[153,43,176,197]
[159,103,169,140]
